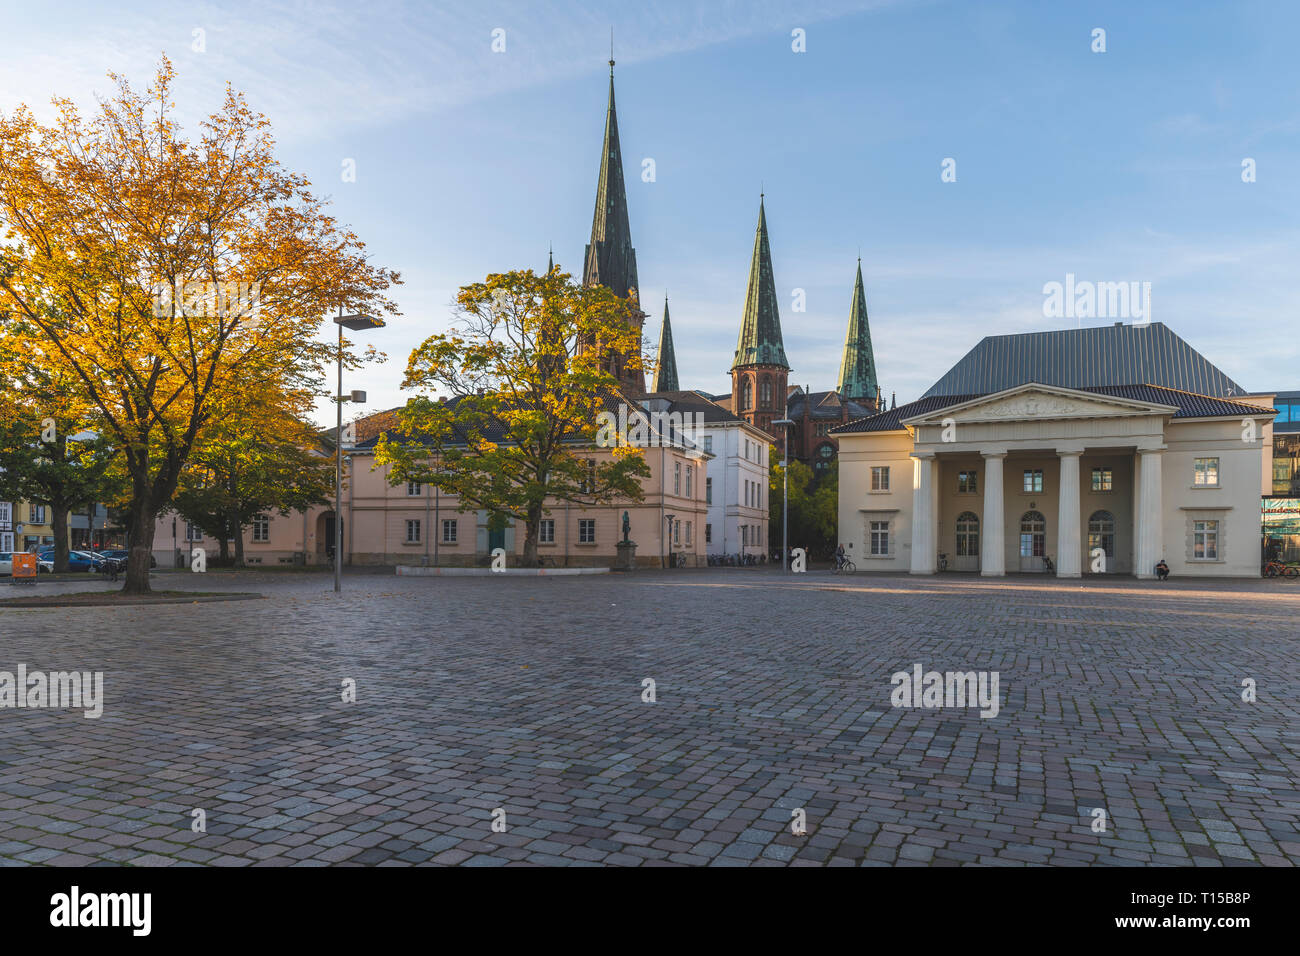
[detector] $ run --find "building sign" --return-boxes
[1262,498,1300,534]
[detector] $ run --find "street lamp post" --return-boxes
[334,309,386,594]
[663,513,676,568]
[773,418,795,572]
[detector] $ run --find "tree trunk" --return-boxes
[217,525,231,566]
[123,503,157,594]
[522,502,541,566]
[232,512,245,567]
[52,507,70,573]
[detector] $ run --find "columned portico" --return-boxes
[910,451,935,574]
[1134,446,1165,579]
[1056,447,1083,577]
[980,451,1006,576]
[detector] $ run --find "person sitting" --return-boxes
[1155,559,1170,581]
[834,543,847,571]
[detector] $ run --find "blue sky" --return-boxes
[4,0,1298,423]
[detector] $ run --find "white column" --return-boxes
[981,451,1006,576]
[1131,451,1142,574]
[1136,448,1164,578]
[910,452,935,574]
[1057,450,1082,578]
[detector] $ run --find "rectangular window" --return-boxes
[405,519,421,543]
[706,477,713,505]
[742,524,749,547]
[674,462,681,495]
[1023,469,1044,493]
[579,458,596,494]
[685,521,692,546]
[1193,519,1219,559]
[871,466,890,491]
[539,519,555,544]
[957,470,978,493]
[1193,458,1219,487]
[870,520,889,555]
[685,466,693,499]
[673,519,681,546]
[185,522,203,542]
[579,519,595,544]
[703,436,713,454]
[406,481,422,496]
[1091,468,1113,492]
[252,514,270,542]
[442,519,457,543]
[705,523,712,544]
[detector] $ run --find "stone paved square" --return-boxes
[1,569,1297,867]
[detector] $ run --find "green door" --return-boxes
[487,512,506,553]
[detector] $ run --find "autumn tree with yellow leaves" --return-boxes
[0,58,399,592]
[375,267,650,567]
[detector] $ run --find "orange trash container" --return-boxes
[11,552,37,584]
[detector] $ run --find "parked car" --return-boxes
[97,549,155,570]
[38,549,99,572]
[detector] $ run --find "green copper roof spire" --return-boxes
[582,58,639,303]
[651,294,679,391]
[836,258,878,400]
[731,194,789,371]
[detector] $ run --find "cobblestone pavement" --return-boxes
[1,569,1297,867]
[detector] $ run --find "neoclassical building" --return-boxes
[834,323,1275,578]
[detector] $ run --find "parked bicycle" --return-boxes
[936,552,948,572]
[1043,555,1056,576]
[1262,559,1298,579]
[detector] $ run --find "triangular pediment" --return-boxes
[902,383,1178,426]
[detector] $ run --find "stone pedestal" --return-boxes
[615,540,637,571]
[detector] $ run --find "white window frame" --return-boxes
[871,466,890,492]
[442,519,457,543]
[406,519,421,543]
[539,519,555,544]
[1193,458,1220,488]
[579,519,596,544]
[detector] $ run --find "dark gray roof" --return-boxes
[922,323,1245,398]
[643,390,746,424]
[787,389,875,420]
[832,384,1272,435]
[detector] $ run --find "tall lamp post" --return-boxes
[663,513,676,568]
[773,418,795,572]
[334,309,386,593]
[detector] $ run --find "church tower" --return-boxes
[836,258,880,407]
[651,295,679,392]
[581,58,646,394]
[730,195,790,438]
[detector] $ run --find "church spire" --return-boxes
[651,295,679,392]
[836,257,878,402]
[731,194,789,371]
[582,58,639,303]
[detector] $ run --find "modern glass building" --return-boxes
[1264,390,1300,561]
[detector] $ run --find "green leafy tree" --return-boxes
[172,401,333,566]
[769,450,838,559]
[375,267,650,565]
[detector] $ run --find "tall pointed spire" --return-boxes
[580,56,646,394]
[547,243,554,274]
[731,194,789,371]
[651,295,679,392]
[836,257,878,402]
[583,57,639,303]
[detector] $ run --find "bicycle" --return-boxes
[936,552,948,572]
[1263,559,1298,579]
[834,559,856,574]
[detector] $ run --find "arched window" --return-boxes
[760,378,772,408]
[742,379,753,410]
[956,511,979,557]
[1088,510,1115,557]
[1019,511,1045,558]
